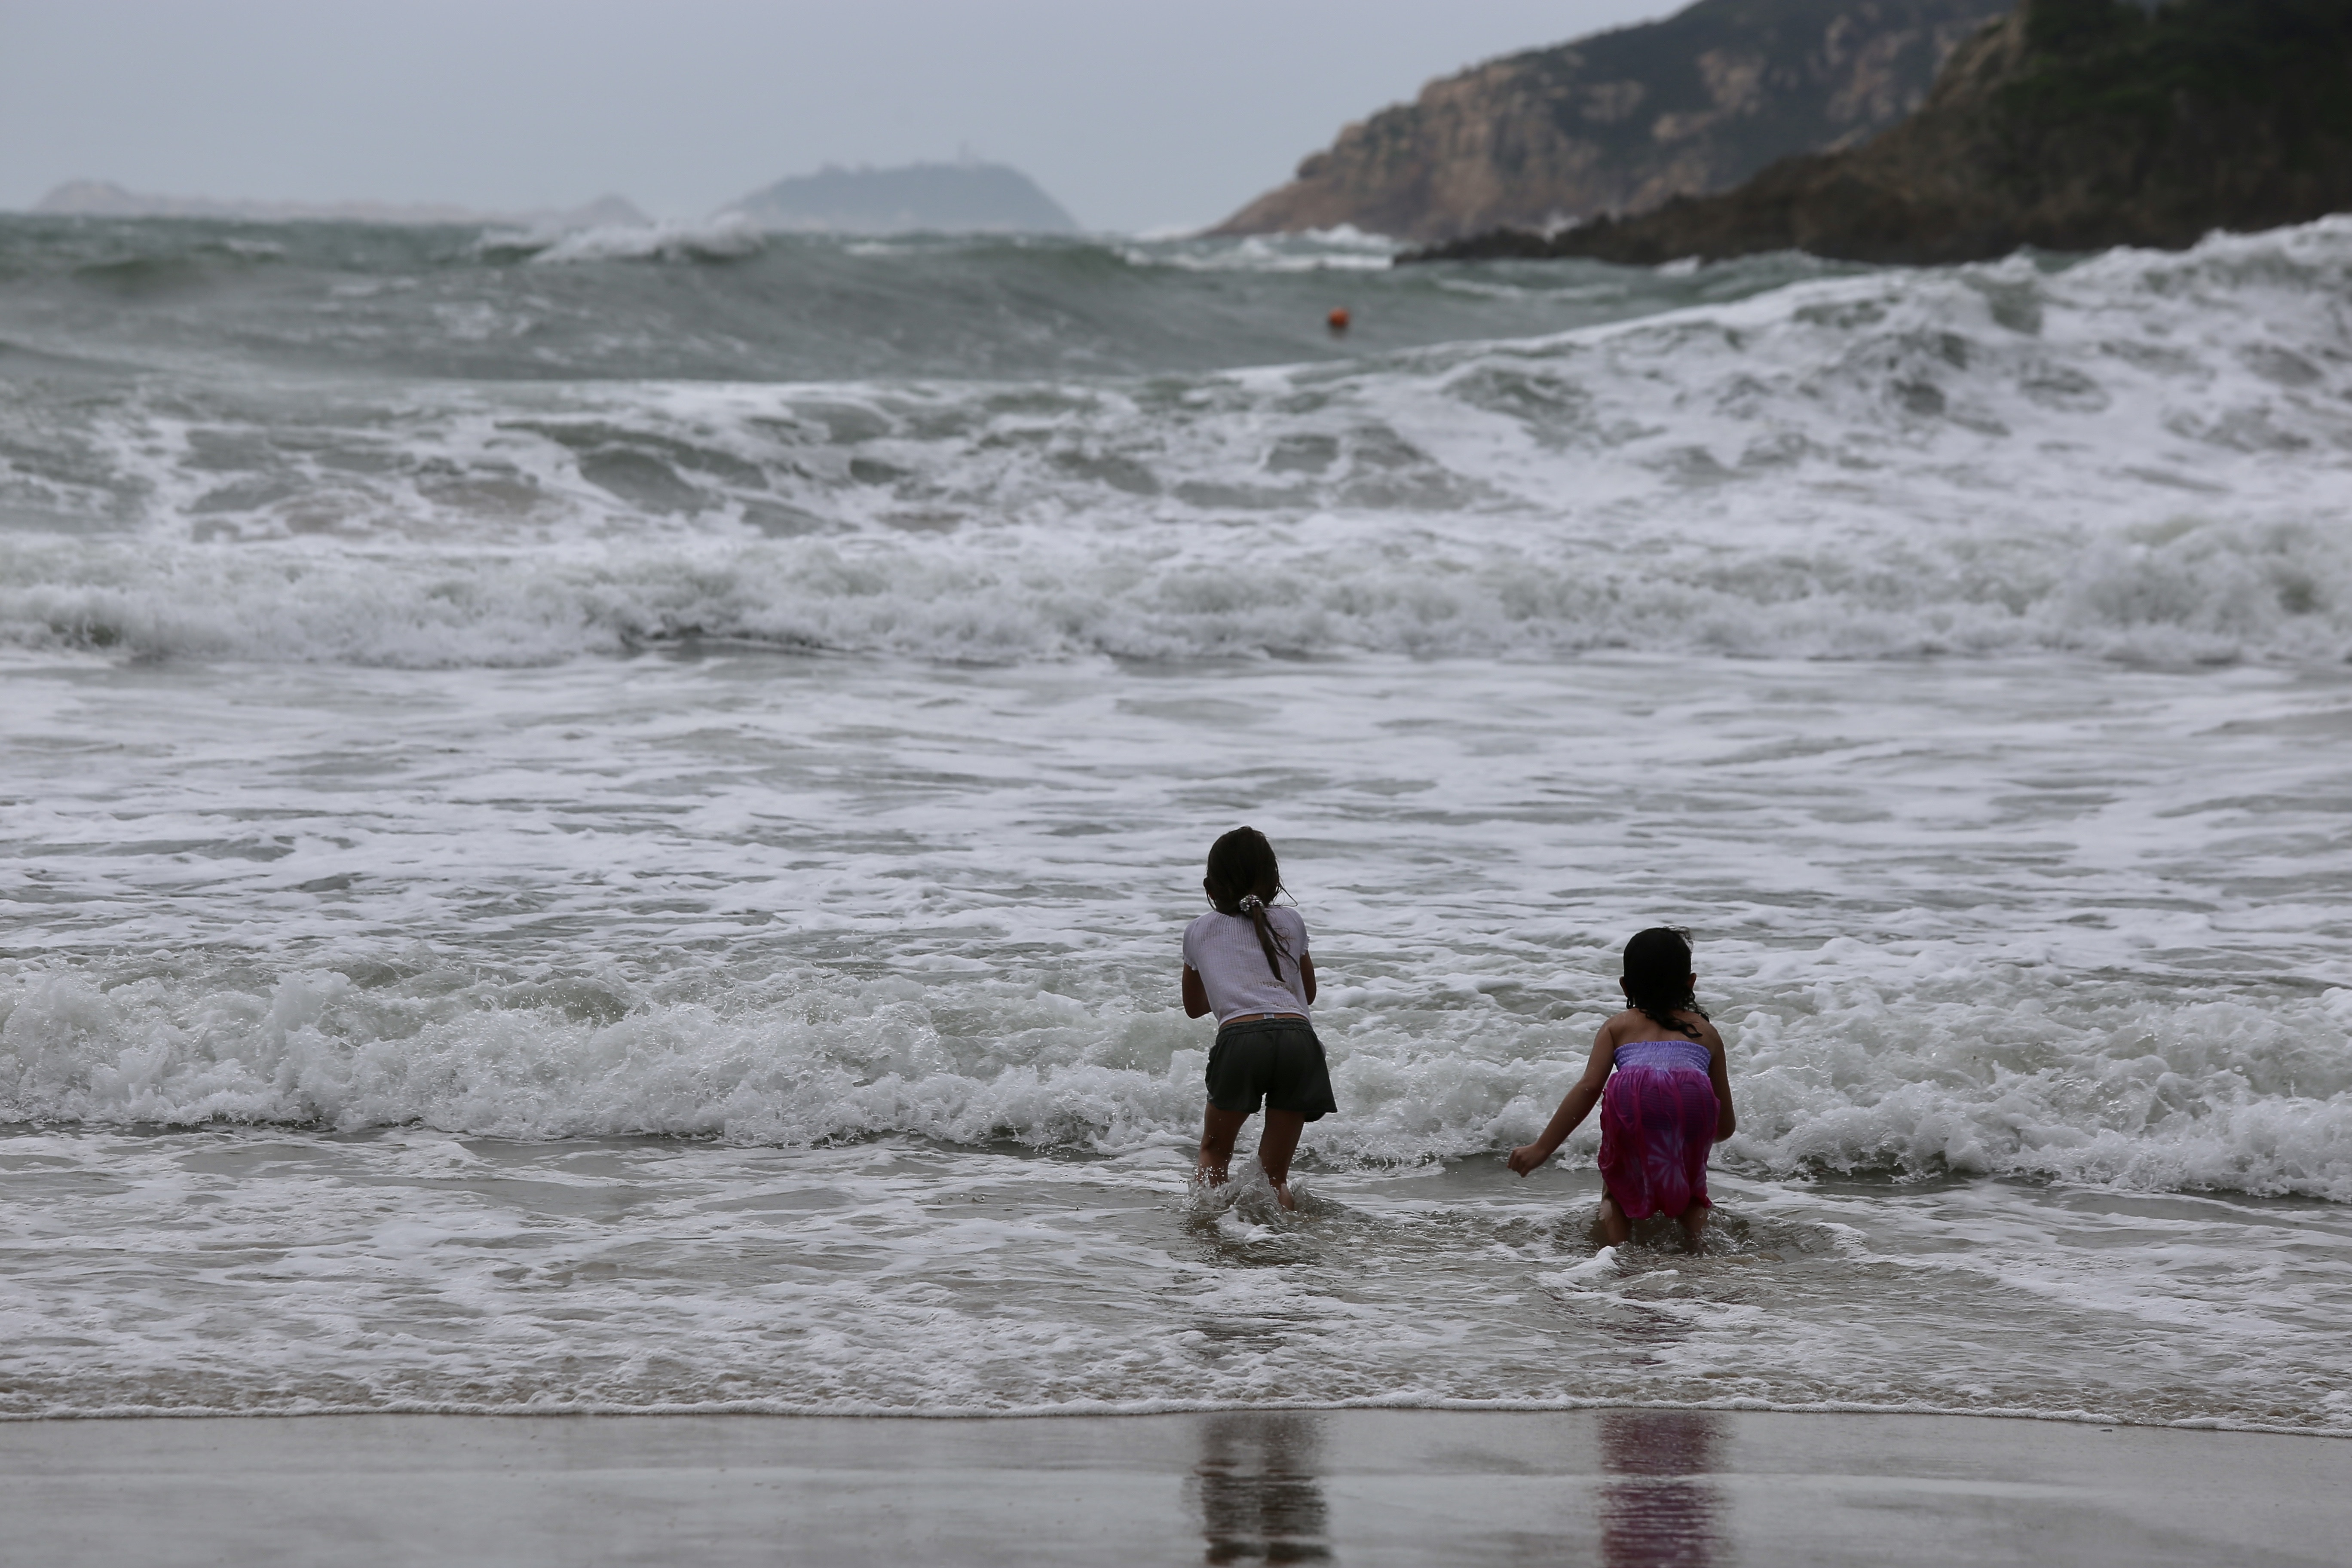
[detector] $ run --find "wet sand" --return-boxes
[0,1408,2342,1565]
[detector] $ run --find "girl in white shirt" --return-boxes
[1180,826,1336,1209]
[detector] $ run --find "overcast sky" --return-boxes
[2,0,1673,233]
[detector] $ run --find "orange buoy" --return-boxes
[1326,307,1351,334]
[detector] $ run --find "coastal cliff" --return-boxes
[1406,0,2352,265]
[1210,0,2010,243]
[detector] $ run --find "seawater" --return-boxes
[2,215,2349,1430]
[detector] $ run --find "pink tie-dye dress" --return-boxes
[1597,1038,1719,1219]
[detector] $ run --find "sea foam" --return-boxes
[4,220,2347,668]
[2,512,2345,668]
[5,954,2346,1200]
[6,212,2349,1437]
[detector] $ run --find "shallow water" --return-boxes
[3,217,2349,1430]
[3,1128,2346,1428]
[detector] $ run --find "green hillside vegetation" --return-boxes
[2005,0,2352,139]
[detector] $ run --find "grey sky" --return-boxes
[2,0,1670,233]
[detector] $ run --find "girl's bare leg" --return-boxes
[1196,1106,1250,1188]
[1679,1204,1709,1253]
[1256,1109,1307,1210]
[1596,1193,1631,1246]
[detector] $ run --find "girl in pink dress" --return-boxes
[1507,928,1735,1250]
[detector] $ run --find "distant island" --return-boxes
[1407,0,2352,265]
[32,181,648,230]
[1211,0,2012,244]
[719,162,1079,235]
[26,164,1085,239]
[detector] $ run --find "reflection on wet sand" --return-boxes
[1599,1409,1722,1568]
[1190,1412,1332,1563]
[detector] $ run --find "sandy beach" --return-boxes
[3,1409,2343,1566]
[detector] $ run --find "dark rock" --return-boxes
[1405,0,2352,266]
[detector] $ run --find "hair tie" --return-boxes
[1238,894,1265,915]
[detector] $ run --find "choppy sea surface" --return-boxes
[2,214,2349,1432]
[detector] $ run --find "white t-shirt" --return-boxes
[1182,906,1311,1024]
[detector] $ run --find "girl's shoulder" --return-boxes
[1594,1008,1651,1046]
[1688,1015,1728,1062]
[1599,1008,1720,1046]
[1597,1008,1642,1035]
[1183,906,1308,943]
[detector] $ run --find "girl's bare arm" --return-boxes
[1707,1029,1736,1140]
[1508,1033,1617,1175]
[1182,965,1210,1019]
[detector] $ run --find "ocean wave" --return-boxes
[4,959,2346,1200]
[2,511,2346,667]
[4,218,2349,667]
[0,216,1666,382]
[1119,227,1399,272]
[502,216,767,265]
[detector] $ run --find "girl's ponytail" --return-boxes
[1205,827,1289,983]
[1237,892,1283,983]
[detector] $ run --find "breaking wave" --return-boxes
[4,218,2348,667]
[5,957,2347,1201]
[2,515,2346,666]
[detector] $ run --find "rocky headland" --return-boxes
[1406,0,2352,265]
[1210,0,2010,244]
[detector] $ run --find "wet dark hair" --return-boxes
[1623,926,1706,1039]
[1204,826,1288,981]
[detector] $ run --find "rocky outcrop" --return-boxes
[1407,0,2352,265]
[1210,0,2010,243]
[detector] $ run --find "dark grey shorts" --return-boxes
[1207,1018,1337,1121]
